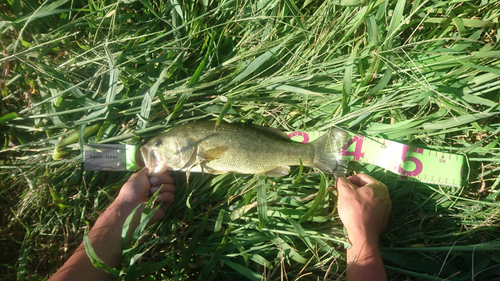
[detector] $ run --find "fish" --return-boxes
[140,121,349,177]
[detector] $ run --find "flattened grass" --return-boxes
[1,0,500,280]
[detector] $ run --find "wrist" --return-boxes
[110,196,140,215]
[346,235,380,263]
[110,199,146,244]
[347,233,379,248]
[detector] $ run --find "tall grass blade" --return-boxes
[257,178,268,229]
[227,39,288,86]
[138,67,169,130]
[342,40,362,115]
[222,259,262,281]
[383,0,406,50]
[299,171,327,223]
[0,112,17,124]
[83,229,120,277]
[188,32,215,87]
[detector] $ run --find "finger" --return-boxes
[157,192,175,206]
[159,202,168,213]
[126,168,151,187]
[353,173,389,196]
[149,172,174,186]
[150,184,176,195]
[335,177,356,197]
[347,173,380,187]
[128,167,149,181]
[154,200,171,215]
[149,204,167,225]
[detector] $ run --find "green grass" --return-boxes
[1,0,500,280]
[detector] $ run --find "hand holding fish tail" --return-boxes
[334,173,391,281]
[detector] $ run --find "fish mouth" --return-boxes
[140,146,169,174]
[140,146,160,170]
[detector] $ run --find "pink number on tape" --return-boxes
[341,135,365,161]
[287,131,309,143]
[398,145,423,177]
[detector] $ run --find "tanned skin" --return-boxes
[50,170,391,281]
[335,174,392,281]
[50,168,176,281]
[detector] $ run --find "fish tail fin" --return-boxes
[311,129,349,177]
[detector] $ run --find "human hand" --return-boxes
[116,168,176,224]
[335,174,391,245]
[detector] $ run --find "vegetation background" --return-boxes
[1,0,499,280]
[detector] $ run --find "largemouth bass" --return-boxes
[140,121,348,177]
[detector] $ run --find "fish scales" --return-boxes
[180,122,315,174]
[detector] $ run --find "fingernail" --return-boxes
[150,177,159,185]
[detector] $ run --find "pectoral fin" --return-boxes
[199,146,228,161]
[181,144,199,170]
[202,167,227,175]
[265,166,291,177]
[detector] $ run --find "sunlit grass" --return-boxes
[1,0,499,280]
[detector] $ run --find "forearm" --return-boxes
[346,238,387,281]
[50,199,135,281]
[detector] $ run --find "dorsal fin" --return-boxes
[252,125,290,141]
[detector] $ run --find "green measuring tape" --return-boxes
[287,131,464,187]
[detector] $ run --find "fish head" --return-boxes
[140,134,196,174]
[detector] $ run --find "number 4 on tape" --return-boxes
[287,131,464,187]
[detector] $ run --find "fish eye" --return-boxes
[154,139,162,147]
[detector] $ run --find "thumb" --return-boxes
[336,177,356,197]
[127,168,150,184]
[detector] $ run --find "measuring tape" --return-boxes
[288,131,464,187]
